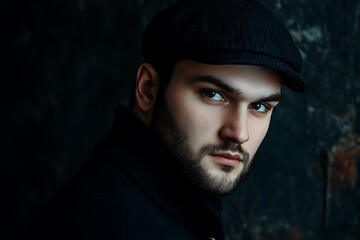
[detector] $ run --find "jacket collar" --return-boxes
[94,106,224,239]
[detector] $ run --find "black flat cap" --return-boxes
[143,0,305,92]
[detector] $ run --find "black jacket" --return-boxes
[29,106,224,240]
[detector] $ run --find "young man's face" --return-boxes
[152,60,281,194]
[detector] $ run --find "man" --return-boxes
[29,0,304,239]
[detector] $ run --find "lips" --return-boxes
[210,152,242,167]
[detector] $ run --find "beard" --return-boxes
[151,96,252,194]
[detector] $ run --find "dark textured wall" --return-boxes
[3,0,360,239]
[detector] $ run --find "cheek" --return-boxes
[245,117,271,153]
[166,90,219,146]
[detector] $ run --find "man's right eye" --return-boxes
[201,89,226,102]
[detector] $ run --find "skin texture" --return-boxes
[132,59,281,194]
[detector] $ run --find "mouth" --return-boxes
[210,152,243,167]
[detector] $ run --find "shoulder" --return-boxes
[29,156,199,240]
[28,158,129,239]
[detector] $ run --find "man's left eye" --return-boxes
[250,103,269,113]
[202,90,225,102]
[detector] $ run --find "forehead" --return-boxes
[170,60,281,95]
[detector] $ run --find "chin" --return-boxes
[199,168,242,195]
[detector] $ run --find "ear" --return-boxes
[133,63,159,124]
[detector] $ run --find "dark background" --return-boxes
[2,0,360,239]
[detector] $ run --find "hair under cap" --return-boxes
[143,0,305,92]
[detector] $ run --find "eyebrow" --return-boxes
[190,75,282,102]
[258,93,282,102]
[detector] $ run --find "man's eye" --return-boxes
[250,103,269,113]
[202,90,225,102]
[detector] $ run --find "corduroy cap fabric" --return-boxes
[143,0,305,92]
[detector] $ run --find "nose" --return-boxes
[219,106,250,144]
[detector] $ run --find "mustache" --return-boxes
[199,142,250,164]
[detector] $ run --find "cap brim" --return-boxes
[188,51,305,92]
